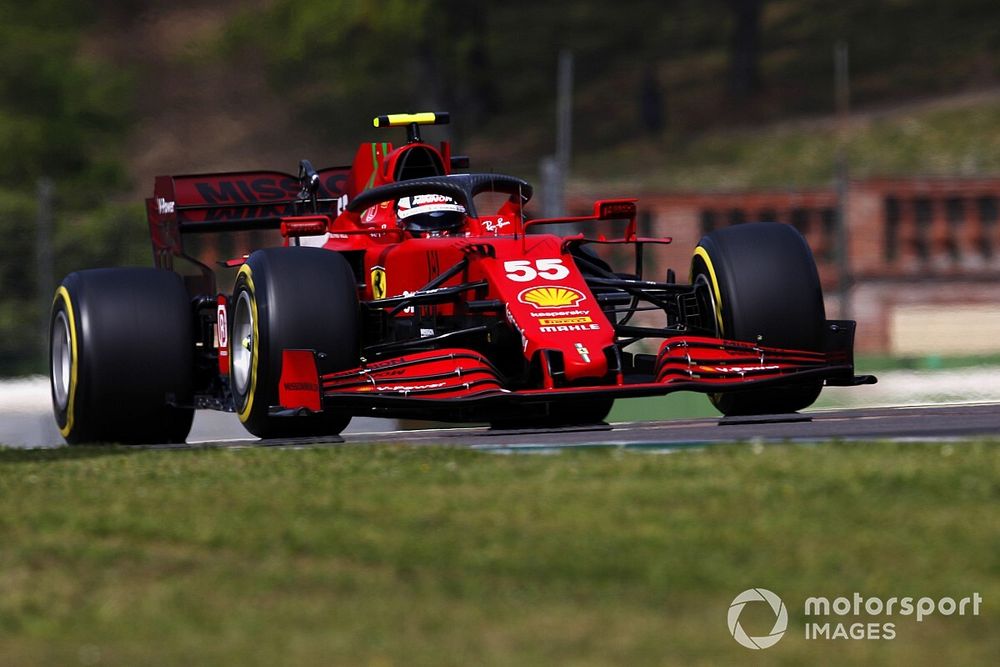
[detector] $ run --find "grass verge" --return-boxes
[608,355,1000,421]
[577,97,1000,191]
[0,441,997,666]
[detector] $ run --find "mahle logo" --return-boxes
[728,588,788,650]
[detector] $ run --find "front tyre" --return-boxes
[230,247,359,438]
[691,222,826,415]
[50,269,195,444]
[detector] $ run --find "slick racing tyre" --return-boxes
[50,268,195,444]
[691,221,826,415]
[230,247,359,438]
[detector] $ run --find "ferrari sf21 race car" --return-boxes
[50,112,875,444]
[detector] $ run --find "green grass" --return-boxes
[610,391,720,422]
[1,441,997,665]
[608,354,1000,421]
[853,353,1000,372]
[577,97,1000,190]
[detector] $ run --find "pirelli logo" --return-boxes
[537,316,593,326]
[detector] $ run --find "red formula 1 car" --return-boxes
[49,112,874,444]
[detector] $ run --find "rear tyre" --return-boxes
[691,222,826,415]
[230,247,359,438]
[50,268,194,445]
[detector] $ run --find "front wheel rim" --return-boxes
[51,311,72,411]
[693,273,721,338]
[231,290,254,397]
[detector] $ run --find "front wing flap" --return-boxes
[275,321,875,420]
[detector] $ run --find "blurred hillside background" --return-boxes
[2,0,1000,375]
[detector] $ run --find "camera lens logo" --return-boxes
[728,588,788,650]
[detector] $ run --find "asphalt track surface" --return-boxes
[175,402,1000,452]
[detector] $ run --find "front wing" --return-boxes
[276,322,876,422]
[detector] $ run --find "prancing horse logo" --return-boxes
[370,266,387,300]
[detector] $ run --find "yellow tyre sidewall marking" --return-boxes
[53,287,79,437]
[692,246,725,337]
[235,264,260,423]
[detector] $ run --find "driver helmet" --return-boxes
[396,194,466,235]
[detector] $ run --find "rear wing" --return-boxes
[149,164,349,228]
[147,164,350,289]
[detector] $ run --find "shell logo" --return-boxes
[517,286,586,309]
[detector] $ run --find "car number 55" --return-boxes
[504,259,570,282]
